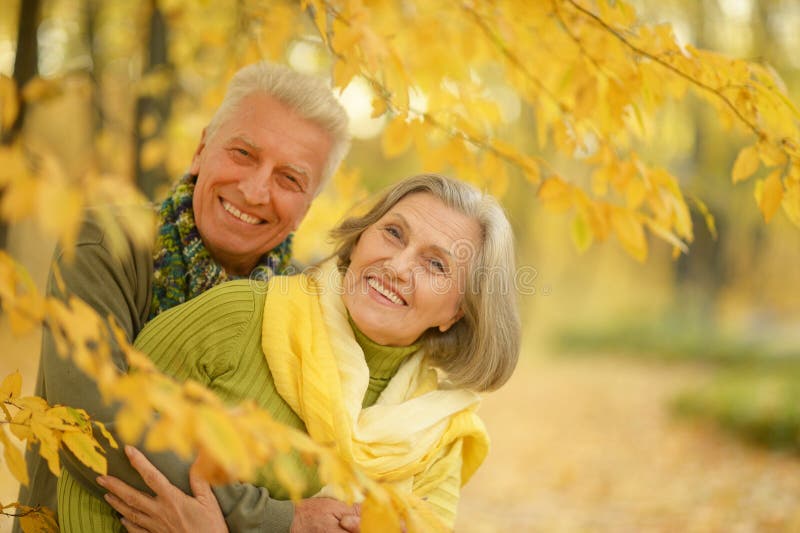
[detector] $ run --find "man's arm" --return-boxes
[39,212,153,496]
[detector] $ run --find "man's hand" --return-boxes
[97,445,227,533]
[291,497,360,533]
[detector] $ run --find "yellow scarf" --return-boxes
[261,259,489,494]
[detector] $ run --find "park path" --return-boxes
[455,354,800,532]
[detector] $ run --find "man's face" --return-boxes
[191,93,333,275]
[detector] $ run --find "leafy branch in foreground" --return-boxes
[299,0,800,261]
[0,251,445,533]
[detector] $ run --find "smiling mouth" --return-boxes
[221,199,264,225]
[367,277,407,305]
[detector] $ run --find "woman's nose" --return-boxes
[386,250,416,281]
[238,167,273,205]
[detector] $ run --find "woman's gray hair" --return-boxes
[330,174,520,392]
[205,62,350,191]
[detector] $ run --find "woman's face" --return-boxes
[343,192,481,346]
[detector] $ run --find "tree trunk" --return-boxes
[134,0,172,200]
[1,0,41,250]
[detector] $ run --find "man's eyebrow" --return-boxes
[285,163,311,181]
[228,135,259,151]
[390,213,453,258]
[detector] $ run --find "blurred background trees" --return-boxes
[1,0,800,530]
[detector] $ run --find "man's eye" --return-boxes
[278,173,303,192]
[231,148,250,158]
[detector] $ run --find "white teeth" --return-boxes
[222,200,262,225]
[367,278,405,305]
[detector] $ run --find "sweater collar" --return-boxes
[347,314,420,381]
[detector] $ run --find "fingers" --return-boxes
[125,445,175,497]
[339,513,361,533]
[97,474,156,518]
[120,517,150,533]
[189,457,213,499]
[104,492,154,532]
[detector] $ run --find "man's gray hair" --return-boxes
[206,62,350,191]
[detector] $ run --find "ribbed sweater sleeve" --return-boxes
[57,281,295,533]
[133,281,296,533]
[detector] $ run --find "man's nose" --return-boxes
[239,166,273,205]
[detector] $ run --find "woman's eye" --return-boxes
[429,259,446,273]
[385,226,401,239]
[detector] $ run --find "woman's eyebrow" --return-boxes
[392,213,453,258]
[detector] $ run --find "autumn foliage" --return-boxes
[1,0,799,531]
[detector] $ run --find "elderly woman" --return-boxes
[58,174,520,532]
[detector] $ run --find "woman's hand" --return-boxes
[291,498,360,533]
[97,445,228,533]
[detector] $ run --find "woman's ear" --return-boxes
[438,309,464,333]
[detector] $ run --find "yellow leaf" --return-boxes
[21,77,62,103]
[585,201,611,242]
[62,431,107,475]
[271,453,306,502]
[0,371,22,401]
[0,75,19,132]
[611,208,647,262]
[10,408,33,440]
[116,404,150,444]
[757,169,784,223]
[362,493,402,533]
[136,69,171,98]
[370,96,387,118]
[690,195,718,240]
[141,139,167,171]
[46,406,88,431]
[519,155,541,185]
[625,178,646,209]
[38,181,83,253]
[195,406,252,480]
[537,177,574,212]
[139,114,159,137]
[0,144,30,188]
[1,177,38,222]
[782,179,800,228]
[591,165,612,196]
[731,145,760,184]
[30,420,60,476]
[94,421,119,450]
[1,429,29,486]
[18,505,58,533]
[332,59,359,90]
[381,115,412,158]
[480,152,509,198]
[570,210,593,253]
[757,140,787,167]
[644,219,688,254]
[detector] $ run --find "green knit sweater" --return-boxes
[58,280,419,533]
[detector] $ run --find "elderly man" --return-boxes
[16,62,356,532]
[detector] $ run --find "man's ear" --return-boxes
[438,309,465,333]
[189,128,208,175]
